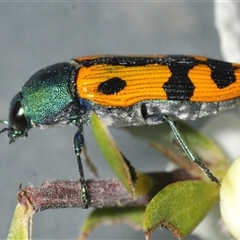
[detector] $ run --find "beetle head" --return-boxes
[0,92,29,143]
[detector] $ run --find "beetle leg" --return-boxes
[163,115,220,185]
[141,102,165,124]
[74,127,89,208]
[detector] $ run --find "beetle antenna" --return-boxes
[0,120,9,125]
[0,120,9,134]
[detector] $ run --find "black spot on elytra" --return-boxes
[98,77,126,95]
[206,58,237,88]
[163,56,196,101]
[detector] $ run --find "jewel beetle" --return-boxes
[1,55,240,208]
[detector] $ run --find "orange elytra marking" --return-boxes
[193,56,209,61]
[189,64,240,102]
[76,64,171,107]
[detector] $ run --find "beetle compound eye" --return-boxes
[9,100,28,132]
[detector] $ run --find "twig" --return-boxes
[18,169,197,211]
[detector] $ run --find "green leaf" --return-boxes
[90,112,137,195]
[143,180,219,239]
[80,206,145,240]
[7,203,33,240]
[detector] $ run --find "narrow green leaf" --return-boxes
[79,206,145,240]
[7,203,33,240]
[143,181,219,239]
[90,113,191,198]
[90,112,137,195]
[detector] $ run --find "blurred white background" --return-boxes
[0,1,224,239]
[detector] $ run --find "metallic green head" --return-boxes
[0,62,81,143]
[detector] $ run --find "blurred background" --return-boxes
[0,1,227,239]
